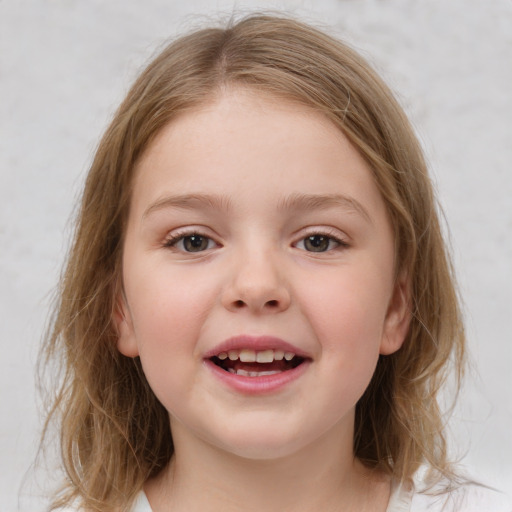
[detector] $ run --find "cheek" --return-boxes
[127,262,214,335]
[303,265,389,332]
[319,297,383,382]
[296,263,391,375]
[123,264,218,386]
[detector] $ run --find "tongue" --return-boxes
[232,360,290,372]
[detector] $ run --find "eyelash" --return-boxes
[163,229,218,252]
[294,229,349,253]
[162,228,349,253]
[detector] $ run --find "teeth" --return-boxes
[274,350,285,361]
[256,349,274,363]
[217,349,297,362]
[228,368,282,377]
[239,349,256,363]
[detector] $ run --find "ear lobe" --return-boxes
[380,272,411,356]
[114,291,139,358]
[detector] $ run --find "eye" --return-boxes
[164,233,217,253]
[295,234,346,253]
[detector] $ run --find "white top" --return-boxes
[129,480,512,512]
[386,480,511,512]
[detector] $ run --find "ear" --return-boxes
[113,289,140,358]
[380,271,411,356]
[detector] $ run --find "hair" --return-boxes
[40,13,466,512]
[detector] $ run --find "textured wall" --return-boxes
[1,1,511,509]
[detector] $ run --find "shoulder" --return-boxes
[410,481,512,512]
[54,491,151,512]
[388,472,511,512]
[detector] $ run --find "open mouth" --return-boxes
[209,348,306,377]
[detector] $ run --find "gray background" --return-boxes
[1,1,511,510]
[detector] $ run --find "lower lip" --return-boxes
[204,359,311,395]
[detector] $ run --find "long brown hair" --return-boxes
[41,14,466,511]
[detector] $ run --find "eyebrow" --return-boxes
[277,193,372,223]
[143,192,371,223]
[143,193,234,219]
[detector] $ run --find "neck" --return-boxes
[145,419,390,512]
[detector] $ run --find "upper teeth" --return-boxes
[217,349,295,362]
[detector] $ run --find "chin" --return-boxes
[201,423,314,461]
[219,440,306,461]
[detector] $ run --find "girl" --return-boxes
[40,14,510,512]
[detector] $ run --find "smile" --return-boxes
[210,349,305,377]
[204,336,311,393]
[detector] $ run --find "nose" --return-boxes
[221,249,291,314]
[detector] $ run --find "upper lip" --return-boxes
[204,335,310,359]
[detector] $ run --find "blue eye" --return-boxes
[165,233,216,252]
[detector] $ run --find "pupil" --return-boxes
[305,235,329,252]
[184,235,207,252]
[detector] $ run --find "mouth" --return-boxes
[209,348,306,377]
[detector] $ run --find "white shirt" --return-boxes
[387,479,511,512]
[129,481,511,512]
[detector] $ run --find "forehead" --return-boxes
[130,88,385,220]
[137,88,343,165]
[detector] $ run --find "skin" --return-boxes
[116,88,410,512]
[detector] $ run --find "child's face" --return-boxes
[116,88,409,460]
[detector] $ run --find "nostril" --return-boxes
[233,299,280,309]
